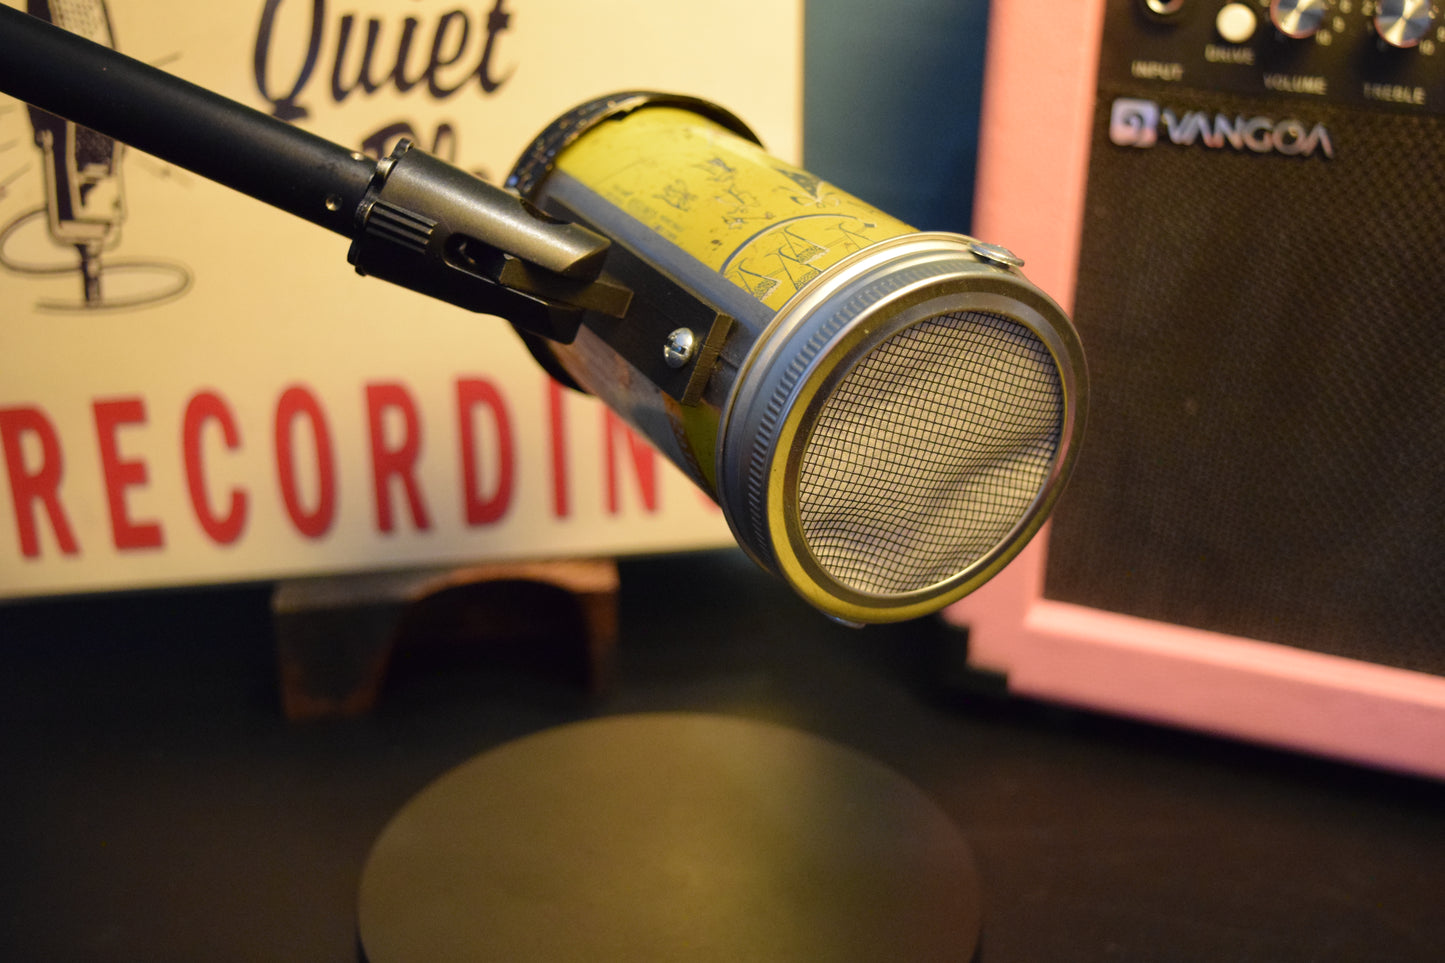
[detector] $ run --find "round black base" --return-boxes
[358,713,981,962]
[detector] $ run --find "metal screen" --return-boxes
[796,310,1064,596]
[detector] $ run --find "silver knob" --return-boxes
[1270,0,1328,39]
[1143,0,1187,15]
[1375,0,1434,47]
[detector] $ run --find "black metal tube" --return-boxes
[0,4,374,237]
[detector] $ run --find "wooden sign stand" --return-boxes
[271,559,620,720]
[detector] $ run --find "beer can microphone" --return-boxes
[507,94,1087,625]
[0,6,1087,624]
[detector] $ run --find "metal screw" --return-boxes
[968,240,1024,268]
[663,327,696,368]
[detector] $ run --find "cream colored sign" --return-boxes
[0,0,801,597]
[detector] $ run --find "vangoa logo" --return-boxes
[1109,98,1335,159]
[1110,98,1160,148]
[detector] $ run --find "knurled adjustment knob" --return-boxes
[1142,0,1187,17]
[1375,0,1434,47]
[1270,0,1328,39]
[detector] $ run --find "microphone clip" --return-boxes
[347,140,631,342]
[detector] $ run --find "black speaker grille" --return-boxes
[1045,86,1445,675]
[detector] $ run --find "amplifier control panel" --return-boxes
[1104,0,1445,114]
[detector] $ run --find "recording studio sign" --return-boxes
[0,0,802,598]
[0,377,711,558]
[1109,97,1335,159]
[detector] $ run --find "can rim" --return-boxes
[715,232,1087,623]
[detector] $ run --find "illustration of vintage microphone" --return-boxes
[25,0,125,305]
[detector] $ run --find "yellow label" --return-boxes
[553,107,914,312]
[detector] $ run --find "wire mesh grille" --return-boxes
[796,310,1063,597]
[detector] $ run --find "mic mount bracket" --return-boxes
[504,91,766,406]
[348,141,633,343]
[550,197,736,407]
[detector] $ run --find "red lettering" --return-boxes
[93,398,164,551]
[604,410,658,515]
[274,386,337,538]
[548,379,569,518]
[183,390,248,545]
[0,406,80,558]
[366,382,431,532]
[457,378,514,526]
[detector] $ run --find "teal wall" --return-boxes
[803,0,990,233]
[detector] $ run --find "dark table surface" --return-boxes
[3,549,1442,962]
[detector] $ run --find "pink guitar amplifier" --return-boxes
[947,0,1445,779]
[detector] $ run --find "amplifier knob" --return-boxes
[1375,0,1434,47]
[1142,0,1187,15]
[1270,0,1328,39]
[1218,3,1259,42]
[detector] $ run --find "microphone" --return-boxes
[24,0,125,305]
[0,8,1087,624]
[507,94,1086,624]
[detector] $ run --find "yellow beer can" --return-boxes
[509,93,1086,624]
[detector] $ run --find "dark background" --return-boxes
[4,549,1444,962]
[5,3,1445,961]
[804,0,987,232]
